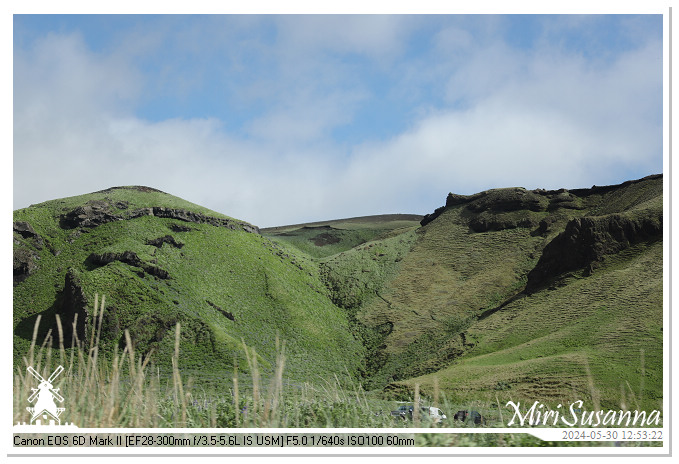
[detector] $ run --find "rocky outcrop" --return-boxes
[169,223,195,233]
[59,269,89,344]
[421,188,580,228]
[468,214,538,232]
[206,300,235,321]
[90,250,143,267]
[60,200,260,234]
[466,188,549,213]
[421,192,482,225]
[142,207,261,234]
[526,212,662,292]
[60,200,123,228]
[546,191,585,211]
[88,251,170,279]
[420,175,660,231]
[147,235,184,248]
[13,221,49,285]
[446,192,483,207]
[13,247,39,286]
[14,221,44,249]
[420,205,446,226]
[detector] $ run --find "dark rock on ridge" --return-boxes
[88,251,171,279]
[169,223,195,233]
[13,221,44,249]
[420,176,660,230]
[466,188,549,213]
[546,191,585,211]
[90,250,144,267]
[206,300,235,321]
[445,192,483,207]
[60,200,260,234]
[525,212,662,292]
[59,269,89,344]
[468,215,538,233]
[422,188,550,230]
[13,221,47,285]
[143,207,261,234]
[420,206,446,227]
[147,235,184,249]
[13,247,39,286]
[421,192,484,225]
[60,200,122,228]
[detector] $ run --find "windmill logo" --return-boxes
[25,365,66,425]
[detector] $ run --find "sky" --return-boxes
[13,13,664,227]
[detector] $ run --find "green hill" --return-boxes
[13,186,363,383]
[321,174,662,410]
[261,214,422,259]
[13,175,663,415]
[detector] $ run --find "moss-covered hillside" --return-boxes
[321,175,663,410]
[13,186,363,383]
[261,214,422,259]
[13,175,663,412]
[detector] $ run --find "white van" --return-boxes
[428,407,447,422]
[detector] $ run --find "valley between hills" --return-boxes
[13,174,663,425]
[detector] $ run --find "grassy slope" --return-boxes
[399,240,662,411]
[14,176,663,412]
[262,214,422,259]
[262,214,423,234]
[339,176,662,410]
[13,187,362,384]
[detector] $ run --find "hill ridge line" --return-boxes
[261,213,423,233]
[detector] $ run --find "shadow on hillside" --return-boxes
[14,290,78,350]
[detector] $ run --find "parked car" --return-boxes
[390,403,447,422]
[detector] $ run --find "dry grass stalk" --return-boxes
[173,323,187,426]
[413,383,420,426]
[233,361,240,427]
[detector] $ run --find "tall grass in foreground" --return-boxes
[12,295,663,448]
[14,295,167,427]
[13,295,399,428]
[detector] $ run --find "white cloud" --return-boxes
[14,32,141,120]
[14,20,662,228]
[274,15,417,60]
[244,89,367,145]
[348,45,660,193]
